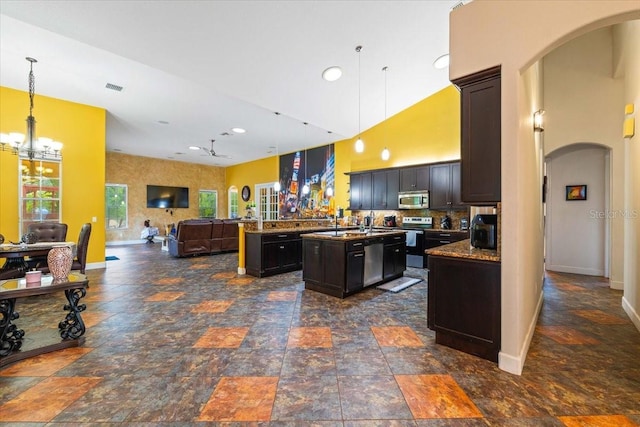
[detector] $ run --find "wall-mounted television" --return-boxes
[146,185,189,208]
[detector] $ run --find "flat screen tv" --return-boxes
[146,185,189,208]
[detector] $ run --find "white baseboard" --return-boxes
[546,264,604,276]
[498,286,544,376]
[610,280,624,290]
[85,261,106,270]
[622,295,640,333]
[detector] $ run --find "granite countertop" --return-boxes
[245,226,357,235]
[426,239,500,262]
[301,229,406,241]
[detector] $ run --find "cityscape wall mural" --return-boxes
[278,143,335,219]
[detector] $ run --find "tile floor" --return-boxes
[1,244,639,426]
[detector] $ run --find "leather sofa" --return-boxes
[168,219,239,257]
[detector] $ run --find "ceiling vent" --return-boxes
[451,2,465,10]
[105,83,123,92]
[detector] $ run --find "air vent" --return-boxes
[451,1,465,10]
[105,83,123,92]
[220,132,231,136]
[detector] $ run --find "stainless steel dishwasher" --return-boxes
[363,238,384,287]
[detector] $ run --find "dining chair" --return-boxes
[71,223,92,274]
[26,222,68,270]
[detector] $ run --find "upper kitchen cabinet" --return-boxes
[453,66,501,204]
[348,172,372,211]
[372,169,399,210]
[399,165,430,192]
[429,161,463,210]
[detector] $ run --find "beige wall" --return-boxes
[450,0,640,374]
[543,27,626,289]
[106,152,226,243]
[617,20,640,332]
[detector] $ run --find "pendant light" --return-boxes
[381,66,390,161]
[354,45,364,153]
[302,122,310,195]
[273,112,281,191]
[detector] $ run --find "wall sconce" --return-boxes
[533,110,545,132]
[623,103,635,138]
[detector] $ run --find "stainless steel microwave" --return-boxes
[398,191,429,209]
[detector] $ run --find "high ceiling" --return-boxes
[0,0,461,166]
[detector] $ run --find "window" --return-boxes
[256,183,279,220]
[20,159,61,235]
[105,184,128,229]
[228,187,238,219]
[199,190,217,218]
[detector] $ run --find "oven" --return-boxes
[401,216,433,268]
[405,229,425,268]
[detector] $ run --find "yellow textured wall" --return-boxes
[346,85,461,171]
[0,86,106,267]
[225,156,278,210]
[106,152,226,241]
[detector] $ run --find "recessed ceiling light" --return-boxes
[433,54,450,69]
[231,127,246,134]
[188,146,201,150]
[322,66,342,82]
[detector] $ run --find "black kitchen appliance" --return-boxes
[440,215,452,230]
[401,216,433,268]
[383,215,397,227]
[470,214,497,249]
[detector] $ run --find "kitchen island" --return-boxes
[301,230,406,298]
[426,239,501,362]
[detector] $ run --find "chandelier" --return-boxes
[0,57,63,161]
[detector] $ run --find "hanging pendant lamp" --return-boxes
[354,45,364,153]
[302,122,310,195]
[381,66,390,161]
[274,112,281,191]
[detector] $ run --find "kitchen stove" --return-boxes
[401,217,432,268]
[401,216,433,230]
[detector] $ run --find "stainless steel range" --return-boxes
[401,217,433,268]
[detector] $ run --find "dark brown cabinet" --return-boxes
[429,162,463,210]
[372,169,399,210]
[453,66,501,204]
[246,232,302,277]
[348,172,372,211]
[428,255,501,362]
[423,230,468,265]
[303,233,405,298]
[400,165,430,192]
[383,234,406,280]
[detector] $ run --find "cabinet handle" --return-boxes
[394,236,402,240]
[394,249,400,253]
[278,234,288,238]
[439,240,451,244]
[439,233,451,237]
[353,242,363,247]
[279,245,285,249]
[354,253,364,257]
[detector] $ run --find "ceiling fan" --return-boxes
[198,139,230,158]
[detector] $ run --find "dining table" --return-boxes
[0,242,77,276]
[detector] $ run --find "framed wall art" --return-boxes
[565,184,587,201]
